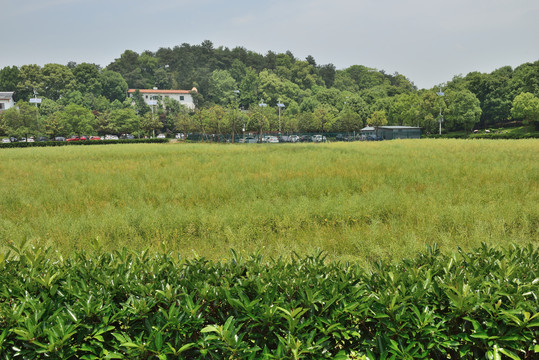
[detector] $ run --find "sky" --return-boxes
[1,0,538,89]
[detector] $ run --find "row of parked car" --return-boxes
[1,134,137,143]
[237,134,328,143]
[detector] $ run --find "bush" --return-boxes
[0,243,537,359]
[0,138,169,149]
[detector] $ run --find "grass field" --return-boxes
[0,139,537,264]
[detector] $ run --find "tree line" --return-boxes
[1,40,538,140]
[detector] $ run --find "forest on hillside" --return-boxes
[1,40,538,140]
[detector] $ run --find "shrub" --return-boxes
[0,138,169,149]
[0,243,537,359]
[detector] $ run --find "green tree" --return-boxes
[3,101,39,140]
[130,89,150,115]
[239,67,259,108]
[73,63,102,96]
[109,108,139,135]
[318,63,336,88]
[389,93,421,126]
[16,64,43,101]
[39,98,61,116]
[289,60,320,89]
[0,66,20,93]
[248,104,270,140]
[208,70,237,105]
[511,92,539,130]
[174,106,194,136]
[224,101,242,142]
[444,89,482,132]
[41,113,67,139]
[297,112,316,133]
[0,112,8,136]
[100,70,128,102]
[334,106,363,133]
[40,63,76,100]
[367,110,388,137]
[140,111,162,137]
[57,90,84,106]
[511,61,539,98]
[95,111,118,137]
[312,104,337,134]
[56,104,95,137]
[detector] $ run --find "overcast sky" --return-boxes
[2,0,538,89]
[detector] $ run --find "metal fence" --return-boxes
[181,132,380,143]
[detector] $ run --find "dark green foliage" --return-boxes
[0,138,168,149]
[0,243,537,359]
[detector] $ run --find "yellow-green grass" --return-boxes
[1,140,537,265]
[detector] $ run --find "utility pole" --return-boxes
[437,86,445,135]
[277,100,285,137]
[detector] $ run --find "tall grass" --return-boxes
[0,139,537,264]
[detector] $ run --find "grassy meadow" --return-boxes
[0,139,537,264]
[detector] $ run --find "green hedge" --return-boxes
[427,133,539,140]
[0,138,169,149]
[0,243,537,359]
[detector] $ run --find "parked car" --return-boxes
[89,136,101,140]
[311,135,327,142]
[156,134,166,139]
[289,135,300,143]
[280,135,298,143]
[243,136,258,143]
[120,134,134,139]
[104,135,119,140]
[2,138,11,143]
[54,137,66,141]
[175,133,185,140]
[335,133,356,142]
[27,137,35,142]
[265,136,279,143]
[9,137,18,142]
[300,135,311,142]
[66,137,80,141]
[38,136,49,142]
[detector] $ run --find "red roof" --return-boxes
[128,88,196,94]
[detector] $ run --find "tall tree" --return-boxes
[73,63,102,96]
[16,64,43,101]
[55,104,95,137]
[511,92,539,130]
[248,104,270,140]
[366,110,388,135]
[109,108,139,135]
[100,70,128,102]
[208,70,237,105]
[312,104,337,134]
[335,106,363,133]
[318,63,336,88]
[0,66,20,93]
[40,64,75,101]
[224,100,242,142]
[42,113,67,138]
[444,89,482,132]
[3,101,39,140]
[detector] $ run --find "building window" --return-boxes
[180,96,184,101]
[0,103,4,110]
[145,95,148,99]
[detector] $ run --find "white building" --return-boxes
[128,88,197,110]
[0,92,15,112]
